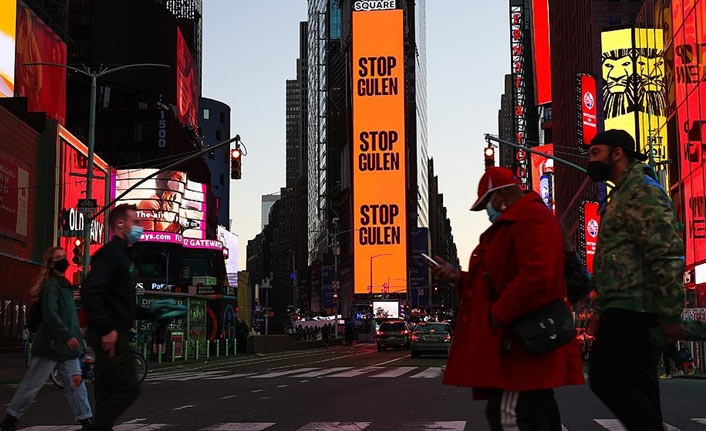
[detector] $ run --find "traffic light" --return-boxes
[230,148,242,180]
[484,145,495,171]
[72,238,83,265]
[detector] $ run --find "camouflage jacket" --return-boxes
[592,161,685,323]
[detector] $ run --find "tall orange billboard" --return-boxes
[353,9,407,295]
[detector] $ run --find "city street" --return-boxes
[1,344,705,431]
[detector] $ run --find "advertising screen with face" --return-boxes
[0,0,16,97]
[181,179,206,239]
[176,28,198,127]
[373,301,399,319]
[114,169,186,235]
[352,9,407,294]
[56,126,109,283]
[530,144,553,194]
[15,4,67,125]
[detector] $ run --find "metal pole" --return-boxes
[484,134,587,174]
[82,75,97,278]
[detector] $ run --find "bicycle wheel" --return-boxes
[50,367,64,388]
[134,353,148,383]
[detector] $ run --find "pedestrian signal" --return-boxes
[230,149,242,180]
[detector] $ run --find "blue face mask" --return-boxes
[486,200,502,223]
[126,225,144,245]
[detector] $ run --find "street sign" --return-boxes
[58,229,82,237]
[77,199,98,214]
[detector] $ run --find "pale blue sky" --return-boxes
[202,1,509,272]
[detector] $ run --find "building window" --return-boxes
[220,112,226,124]
[216,129,222,141]
[203,109,210,120]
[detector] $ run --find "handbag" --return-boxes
[482,263,576,356]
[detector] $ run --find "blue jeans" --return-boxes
[6,356,93,422]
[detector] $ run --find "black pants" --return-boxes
[87,330,141,431]
[589,308,663,431]
[485,389,561,431]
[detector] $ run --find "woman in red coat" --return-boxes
[434,167,584,431]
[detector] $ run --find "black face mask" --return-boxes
[53,258,69,273]
[587,151,616,182]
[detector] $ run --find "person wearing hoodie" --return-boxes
[586,130,686,431]
[0,247,93,431]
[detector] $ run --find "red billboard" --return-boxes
[176,28,198,127]
[55,126,110,284]
[583,201,600,274]
[530,144,554,194]
[531,0,552,105]
[14,4,67,125]
[579,74,598,146]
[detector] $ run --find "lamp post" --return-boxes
[23,62,170,278]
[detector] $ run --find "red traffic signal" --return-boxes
[231,148,242,180]
[484,146,495,171]
[484,147,495,159]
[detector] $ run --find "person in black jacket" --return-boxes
[81,204,151,431]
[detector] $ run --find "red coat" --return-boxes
[443,192,584,394]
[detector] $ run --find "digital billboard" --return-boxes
[601,28,669,184]
[352,9,407,295]
[578,74,598,146]
[0,0,17,97]
[531,0,552,105]
[55,126,109,283]
[511,5,530,190]
[0,150,29,242]
[114,169,216,249]
[14,4,67,125]
[176,28,198,127]
[217,225,238,287]
[582,201,600,274]
[530,144,554,194]
[373,301,399,319]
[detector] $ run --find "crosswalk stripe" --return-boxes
[17,427,79,431]
[152,371,227,381]
[296,422,371,431]
[327,367,383,378]
[594,420,683,431]
[206,373,258,380]
[247,368,320,378]
[369,367,417,378]
[694,419,706,425]
[410,367,443,379]
[401,421,466,430]
[290,367,354,378]
[114,424,169,430]
[203,424,276,431]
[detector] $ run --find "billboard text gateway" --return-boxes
[353,9,407,295]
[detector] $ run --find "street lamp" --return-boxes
[23,61,170,278]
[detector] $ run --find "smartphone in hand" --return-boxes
[419,253,441,268]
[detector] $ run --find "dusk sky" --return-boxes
[202,1,509,272]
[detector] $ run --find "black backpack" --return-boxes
[565,251,592,304]
[27,301,42,333]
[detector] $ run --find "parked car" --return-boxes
[376,320,411,351]
[410,322,452,358]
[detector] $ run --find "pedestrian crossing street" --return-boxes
[16,418,706,430]
[145,366,446,382]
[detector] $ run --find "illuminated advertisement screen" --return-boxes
[114,169,217,250]
[579,74,598,146]
[0,0,16,97]
[55,126,109,283]
[583,201,600,274]
[176,28,198,127]
[601,28,669,184]
[15,4,67,125]
[531,0,551,105]
[373,301,399,319]
[217,225,238,287]
[530,144,553,194]
[352,9,407,294]
[0,150,29,242]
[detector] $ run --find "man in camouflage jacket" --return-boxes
[586,130,685,431]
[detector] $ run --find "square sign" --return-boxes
[77,198,98,214]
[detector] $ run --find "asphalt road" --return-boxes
[1,343,705,430]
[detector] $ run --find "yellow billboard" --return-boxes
[0,0,17,97]
[601,28,669,184]
[352,9,407,295]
